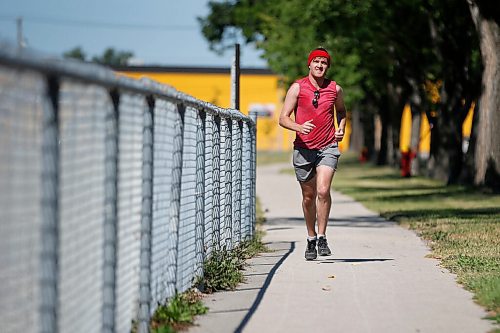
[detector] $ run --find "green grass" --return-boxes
[151,290,208,332]
[257,150,292,165]
[331,152,500,324]
[131,289,208,333]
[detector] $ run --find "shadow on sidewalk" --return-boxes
[234,241,296,333]
[317,258,394,264]
[266,217,394,228]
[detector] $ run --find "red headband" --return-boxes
[307,50,331,66]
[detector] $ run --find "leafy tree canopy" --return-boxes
[63,47,134,66]
[63,46,86,61]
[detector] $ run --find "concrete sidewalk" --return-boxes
[189,163,495,333]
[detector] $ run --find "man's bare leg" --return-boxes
[315,165,335,235]
[299,175,317,237]
[315,165,335,256]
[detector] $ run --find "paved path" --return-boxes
[190,163,495,333]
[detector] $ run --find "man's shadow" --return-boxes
[234,241,295,333]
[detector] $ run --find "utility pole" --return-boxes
[230,43,240,110]
[17,16,25,50]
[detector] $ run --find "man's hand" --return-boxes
[299,119,315,135]
[335,128,344,141]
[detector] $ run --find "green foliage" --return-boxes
[62,47,134,66]
[63,46,86,61]
[464,275,500,323]
[199,0,487,184]
[150,290,208,333]
[201,231,270,293]
[91,47,134,66]
[202,246,245,293]
[236,230,271,259]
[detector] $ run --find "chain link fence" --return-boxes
[0,44,256,333]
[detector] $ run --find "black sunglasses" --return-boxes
[312,90,320,108]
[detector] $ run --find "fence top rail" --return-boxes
[0,42,254,125]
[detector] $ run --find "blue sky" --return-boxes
[0,0,267,68]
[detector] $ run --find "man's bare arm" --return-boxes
[279,83,315,135]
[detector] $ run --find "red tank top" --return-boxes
[294,77,338,149]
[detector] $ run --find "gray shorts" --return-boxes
[293,143,341,182]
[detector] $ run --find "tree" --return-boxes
[421,0,482,184]
[63,46,87,61]
[91,48,134,66]
[467,0,500,189]
[63,47,134,66]
[200,0,489,187]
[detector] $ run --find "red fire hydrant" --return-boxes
[400,150,415,177]
[359,147,368,163]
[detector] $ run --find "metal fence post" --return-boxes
[195,110,206,278]
[102,89,119,333]
[241,121,250,240]
[232,119,243,244]
[203,113,214,257]
[40,76,60,333]
[222,117,233,249]
[172,104,185,292]
[250,117,257,238]
[138,96,155,333]
[231,43,240,110]
[211,115,221,251]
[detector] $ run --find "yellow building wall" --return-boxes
[419,112,431,154]
[120,72,232,108]
[399,104,412,153]
[463,102,474,138]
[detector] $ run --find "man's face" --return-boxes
[309,57,329,77]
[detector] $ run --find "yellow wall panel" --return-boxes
[463,102,474,138]
[419,112,431,155]
[399,104,412,153]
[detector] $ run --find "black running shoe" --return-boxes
[305,239,317,260]
[317,237,332,256]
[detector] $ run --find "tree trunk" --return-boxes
[349,106,364,153]
[377,112,389,165]
[381,82,404,167]
[363,101,378,160]
[408,78,423,175]
[467,0,500,189]
[377,95,390,165]
[410,108,422,176]
[427,82,466,183]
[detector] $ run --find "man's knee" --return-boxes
[317,186,331,200]
[302,192,316,206]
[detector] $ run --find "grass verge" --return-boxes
[332,152,500,324]
[257,150,292,165]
